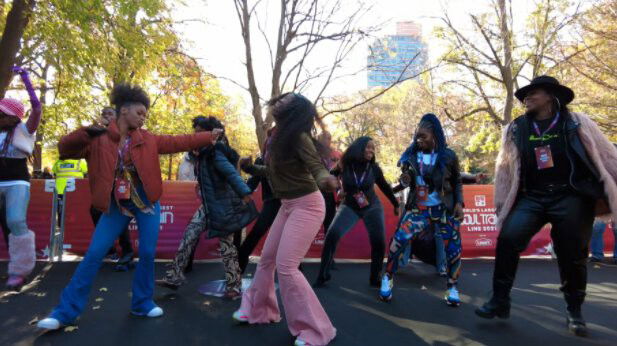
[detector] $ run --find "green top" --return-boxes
[247,132,330,200]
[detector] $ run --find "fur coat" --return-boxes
[494,112,617,229]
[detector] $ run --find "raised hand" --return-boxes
[211,128,223,144]
[84,125,108,138]
[12,66,24,74]
[12,66,29,76]
[239,156,253,170]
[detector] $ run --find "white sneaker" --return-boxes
[445,286,461,307]
[232,309,249,323]
[37,317,61,330]
[379,274,393,302]
[294,338,307,346]
[147,307,164,317]
[131,306,164,318]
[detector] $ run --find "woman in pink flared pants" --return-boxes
[233,93,339,346]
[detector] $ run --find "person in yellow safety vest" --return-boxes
[52,159,88,195]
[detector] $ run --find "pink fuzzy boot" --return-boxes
[7,230,36,290]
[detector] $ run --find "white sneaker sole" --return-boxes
[445,297,461,307]
[37,318,61,330]
[232,310,249,323]
[131,307,164,318]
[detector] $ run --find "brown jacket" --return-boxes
[58,121,213,212]
[494,112,617,228]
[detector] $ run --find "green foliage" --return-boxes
[1,0,250,176]
[330,80,434,181]
[559,0,617,139]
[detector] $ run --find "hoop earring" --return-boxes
[554,97,561,112]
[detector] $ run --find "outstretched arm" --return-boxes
[375,165,400,209]
[58,128,92,159]
[13,66,41,134]
[155,131,215,154]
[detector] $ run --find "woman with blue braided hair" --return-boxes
[379,113,465,306]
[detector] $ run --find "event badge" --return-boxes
[417,186,429,202]
[534,145,554,170]
[353,191,370,208]
[114,178,131,200]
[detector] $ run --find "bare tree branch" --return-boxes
[320,56,437,118]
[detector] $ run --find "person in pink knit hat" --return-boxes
[0,66,42,290]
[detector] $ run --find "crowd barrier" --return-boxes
[0,179,614,260]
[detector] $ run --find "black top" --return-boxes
[525,115,571,189]
[333,162,398,210]
[246,156,276,201]
[0,158,30,182]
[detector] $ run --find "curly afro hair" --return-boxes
[110,83,150,114]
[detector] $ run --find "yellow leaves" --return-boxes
[64,326,79,332]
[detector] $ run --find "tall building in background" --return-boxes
[367,21,428,88]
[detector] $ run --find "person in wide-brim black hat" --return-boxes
[514,75,575,106]
[475,75,617,338]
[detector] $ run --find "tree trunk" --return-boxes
[498,0,514,125]
[0,0,36,98]
[32,65,48,172]
[236,0,266,150]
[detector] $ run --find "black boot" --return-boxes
[475,296,511,319]
[239,255,249,274]
[313,273,331,288]
[566,309,587,337]
[564,292,587,337]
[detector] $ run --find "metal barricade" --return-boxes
[44,178,75,262]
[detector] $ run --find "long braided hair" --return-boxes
[398,113,448,171]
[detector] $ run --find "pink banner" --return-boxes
[0,181,614,260]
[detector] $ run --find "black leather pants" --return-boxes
[493,190,594,311]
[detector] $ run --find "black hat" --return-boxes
[515,75,575,105]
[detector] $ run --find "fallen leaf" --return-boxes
[29,317,39,325]
[99,287,108,292]
[472,273,478,277]
[95,298,104,302]
[93,306,101,310]
[64,326,78,332]
[203,301,211,306]
[29,292,47,297]
[594,265,601,269]
[421,285,427,290]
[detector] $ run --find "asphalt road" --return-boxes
[1,259,616,346]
